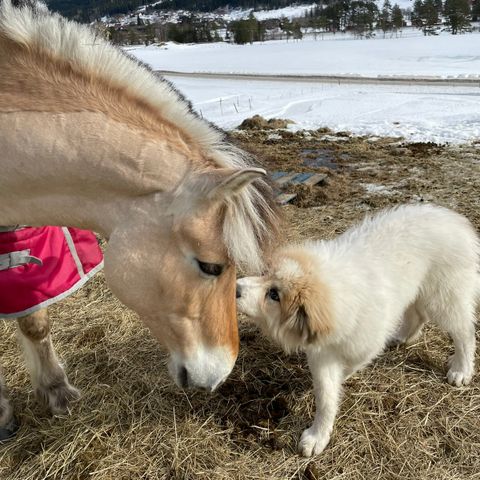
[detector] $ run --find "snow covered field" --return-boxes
[128,33,480,143]
[128,33,480,79]
[165,77,480,144]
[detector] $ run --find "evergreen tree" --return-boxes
[423,0,439,34]
[411,0,424,27]
[232,20,249,44]
[443,0,471,34]
[257,20,266,41]
[316,15,329,38]
[379,0,392,35]
[318,15,329,32]
[144,23,155,44]
[412,0,439,35]
[292,21,303,39]
[391,4,404,29]
[348,0,377,37]
[472,0,480,21]
[127,29,138,44]
[322,1,346,32]
[230,13,260,44]
[246,12,258,43]
[280,17,293,39]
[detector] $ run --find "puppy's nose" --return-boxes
[236,284,242,299]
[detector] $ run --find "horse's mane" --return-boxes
[0,0,280,272]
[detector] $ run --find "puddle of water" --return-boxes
[301,149,348,169]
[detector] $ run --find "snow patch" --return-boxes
[363,183,396,195]
[266,133,283,140]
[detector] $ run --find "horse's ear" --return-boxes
[206,168,266,201]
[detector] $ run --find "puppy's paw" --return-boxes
[447,365,473,387]
[298,428,330,457]
[447,369,472,387]
[447,355,473,387]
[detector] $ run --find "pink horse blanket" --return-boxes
[0,226,103,318]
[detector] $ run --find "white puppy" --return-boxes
[237,204,479,457]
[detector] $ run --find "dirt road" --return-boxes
[158,70,480,87]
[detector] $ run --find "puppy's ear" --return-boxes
[282,275,333,347]
[295,299,332,344]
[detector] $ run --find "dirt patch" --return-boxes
[238,114,294,130]
[402,141,446,156]
[0,128,479,480]
[231,128,480,227]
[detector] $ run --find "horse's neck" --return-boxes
[0,111,190,235]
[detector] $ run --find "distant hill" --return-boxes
[47,0,148,21]
[46,0,296,22]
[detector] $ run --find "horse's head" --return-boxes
[104,167,277,391]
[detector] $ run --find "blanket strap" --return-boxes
[0,225,26,233]
[0,250,43,271]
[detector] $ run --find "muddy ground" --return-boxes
[1,126,479,479]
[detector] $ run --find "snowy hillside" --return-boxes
[104,3,321,27]
[106,0,414,28]
[221,4,319,22]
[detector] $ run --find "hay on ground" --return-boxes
[1,129,479,479]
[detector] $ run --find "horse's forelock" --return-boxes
[205,143,280,274]
[222,179,280,274]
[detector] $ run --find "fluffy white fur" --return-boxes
[0,0,275,272]
[237,204,480,457]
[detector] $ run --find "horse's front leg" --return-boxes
[17,308,80,414]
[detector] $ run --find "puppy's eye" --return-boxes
[197,260,223,277]
[267,287,280,302]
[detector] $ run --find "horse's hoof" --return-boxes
[0,417,19,443]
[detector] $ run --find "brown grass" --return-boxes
[1,128,480,479]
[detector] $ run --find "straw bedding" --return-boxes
[1,126,479,479]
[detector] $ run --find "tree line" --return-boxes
[50,0,480,33]
[303,0,476,37]
[412,0,476,34]
[102,0,479,45]
[49,0,311,22]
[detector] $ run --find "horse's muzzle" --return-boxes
[168,347,235,392]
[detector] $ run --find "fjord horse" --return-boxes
[0,0,278,433]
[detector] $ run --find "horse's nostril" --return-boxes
[236,285,242,299]
[179,366,189,388]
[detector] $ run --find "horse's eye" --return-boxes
[197,260,223,277]
[267,287,280,302]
